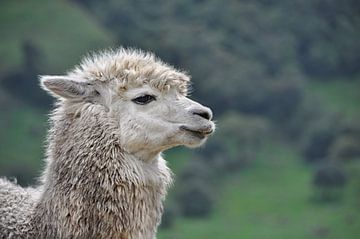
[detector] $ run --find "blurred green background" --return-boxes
[0,0,359,238]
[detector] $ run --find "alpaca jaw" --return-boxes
[178,122,215,148]
[180,124,215,139]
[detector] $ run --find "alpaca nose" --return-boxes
[191,107,213,121]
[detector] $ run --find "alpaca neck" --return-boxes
[37,103,172,238]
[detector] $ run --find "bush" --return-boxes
[265,79,304,122]
[301,114,341,162]
[201,112,270,171]
[180,157,213,182]
[160,204,178,229]
[178,182,213,218]
[312,163,347,202]
[331,119,360,162]
[331,135,360,162]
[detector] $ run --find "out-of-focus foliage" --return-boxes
[313,163,347,202]
[301,114,341,162]
[178,181,214,218]
[177,157,214,218]
[203,112,270,171]
[176,112,270,218]
[160,204,177,229]
[2,41,50,108]
[331,121,360,162]
[332,136,360,162]
[0,0,114,75]
[0,0,360,238]
[72,0,359,115]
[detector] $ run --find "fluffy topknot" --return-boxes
[68,48,190,95]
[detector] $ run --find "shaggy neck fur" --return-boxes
[32,102,172,239]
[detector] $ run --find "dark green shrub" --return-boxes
[301,115,341,162]
[160,204,178,229]
[202,112,270,171]
[180,157,213,182]
[283,95,326,140]
[265,79,304,122]
[178,182,213,218]
[331,135,360,162]
[313,163,347,202]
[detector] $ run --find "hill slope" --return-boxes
[0,0,114,184]
[0,0,114,75]
[159,141,360,239]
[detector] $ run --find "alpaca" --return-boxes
[0,48,214,239]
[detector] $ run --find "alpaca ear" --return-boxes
[40,75,99,100]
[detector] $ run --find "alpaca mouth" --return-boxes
[180,126,214,139]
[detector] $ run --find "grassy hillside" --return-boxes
[306,79,360,120]
[0,0,114,184]
[159,80,360,239]
[0,1,359,238]
[159,141,360,239]
[0,0,114,75]
[159,79,360,238]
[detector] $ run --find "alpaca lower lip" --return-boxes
[180,126,213,138]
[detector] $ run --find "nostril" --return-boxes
[193,110,212,120]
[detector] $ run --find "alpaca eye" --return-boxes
[132,95,156,105]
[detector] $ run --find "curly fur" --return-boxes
[0,48,214,239]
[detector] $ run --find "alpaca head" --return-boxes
[41,49,215,160]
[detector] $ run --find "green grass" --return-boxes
[0,104,47,185]
[0,0,114,75]
[159,142,360,239]
[307,79,360,120]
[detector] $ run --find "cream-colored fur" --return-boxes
[0,48,214,239]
